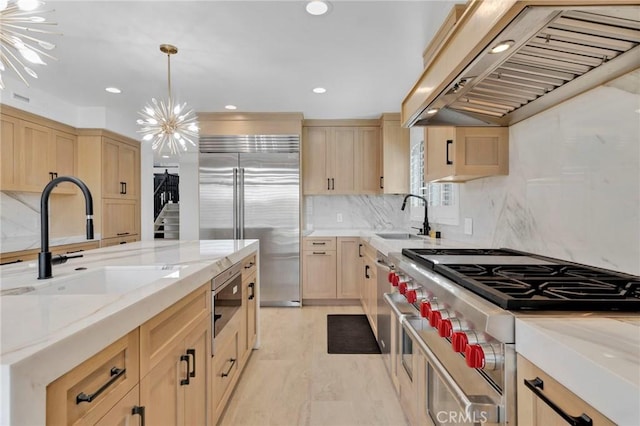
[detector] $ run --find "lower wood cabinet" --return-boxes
[302,237,360,300]
[46,330,140,425]
[359,240,378,337]
[94,385,142,426]
[212,321,240,421]
[517,354,615,426]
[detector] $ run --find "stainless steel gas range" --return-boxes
[383,248,640,426]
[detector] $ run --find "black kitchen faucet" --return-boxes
[401,194,430,236]
[38,176,94,279]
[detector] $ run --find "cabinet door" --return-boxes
[425,126,455,182]
[366,256,378,337]
[119,143,138,199]
[332,127,357,194]
[102,199,138,239]
[0,114,20,190]
[454,127,508,179]
[337,238,359,298]
[102,138,122,198]
[183,318,210,426]
[94,385,141,426]
[357,127,381,194]
[247,277,257,350]
[302,127,331,194]
[20,120,52,191]
[50,130,77,194]
[302,250,337,298]
[381,118,409,194]
[139,343,185,426]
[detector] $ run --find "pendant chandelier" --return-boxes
[137,44,199,156]
[0,0,59,89]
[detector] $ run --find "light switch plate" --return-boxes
[337,213,343,223]
[464,218,473,235]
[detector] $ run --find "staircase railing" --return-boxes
[154,170,179,221]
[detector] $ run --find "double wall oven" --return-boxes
[383,248,640,425]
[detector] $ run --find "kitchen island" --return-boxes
[0,239,259,425]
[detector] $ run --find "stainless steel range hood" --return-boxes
[403,3,640,127]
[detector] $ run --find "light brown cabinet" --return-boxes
[93,385,142,426]
[425,126,508,182]
[102,138,138,200]
[359,239,377,337]
[241,253,258,359]
[517,354,615,426]
[46,330,140,425]
[0,107,77,194]
[302,238,337,299]
[102,199,138,240]
[302,122,381,195]
[380,113,410,194]
[337,237,360,299]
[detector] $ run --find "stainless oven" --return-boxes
[211,262,242,355]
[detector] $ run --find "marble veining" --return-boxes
[434,70,640,275]
[304,194,410,231]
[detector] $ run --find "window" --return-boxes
[409,129,459,226]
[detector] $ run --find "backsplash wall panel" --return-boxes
[436,70,640,275]
[304,195,410,231]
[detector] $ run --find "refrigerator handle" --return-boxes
[233,168,239,239]
[239,168,245,239]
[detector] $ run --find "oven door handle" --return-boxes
[402,319,503,423]
[383,293,410,319]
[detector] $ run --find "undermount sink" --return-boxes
[7,265,186,296]
[375,233,426,240]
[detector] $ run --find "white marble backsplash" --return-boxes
[304,195,410,231]
[433,70,640,275]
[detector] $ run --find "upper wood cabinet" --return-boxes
[102,137,139,200]
[425,126,508,183]
[302,120,381,195]
[380,113,409,194]
[0,107,77,194]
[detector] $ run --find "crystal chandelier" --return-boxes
[137,44,199,156]
[0,0,58,89]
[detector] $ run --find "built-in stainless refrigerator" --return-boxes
[199,135,300,306]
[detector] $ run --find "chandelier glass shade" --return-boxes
[138,44,199,156]
[0,0,58,89]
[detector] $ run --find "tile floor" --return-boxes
[218,305,408,426]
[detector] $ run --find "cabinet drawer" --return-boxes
[303,237,336,251]
[46,330,139,426]
[139,284,210,377]
[241,253,257,278]
[212,328,239,415]
[100,235,139,248]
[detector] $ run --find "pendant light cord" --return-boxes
[167,51,172,104]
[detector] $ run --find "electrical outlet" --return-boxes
[336,213,343,223]
[464,218,473,235]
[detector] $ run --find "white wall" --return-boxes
[429,71,640,275]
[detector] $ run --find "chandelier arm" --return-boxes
[0,49,30,86]
[2,34,57,61]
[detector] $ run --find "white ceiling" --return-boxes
[2,0,455,158]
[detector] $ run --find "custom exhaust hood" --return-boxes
[402,2,640,127]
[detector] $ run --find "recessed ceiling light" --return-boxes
[489,40,515,54]
[313,87,327,94]
[162,155,170,159]
[306,1,329,16]
[225,105,237,110]
[105,87,121,94]
[426,108,439,114]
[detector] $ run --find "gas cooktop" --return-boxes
[401,248,640,311]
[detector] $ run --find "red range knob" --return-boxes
[451,332,469,353]
[465,344,485,369]
[406,289,417,303]
[420,301,431,318]
[387,272,396,284]
[392,274,400,287]
[437,318,453,338]
[398,282,408,295]
[429,310,442,328]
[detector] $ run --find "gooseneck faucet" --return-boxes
[39,176,94,279]
[401,194,430,236]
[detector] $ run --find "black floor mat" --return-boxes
[327,314,381,354]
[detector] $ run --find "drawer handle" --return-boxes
[244,262,254,269]
[380,176,384,189]
[116,232,130,236]
[131,405,146,426]
[76,367,126,404]
[365,264,370,279]
[187,348,196,378]
[524,377,593,426]
[312,251,326,255]
[221,358,237,377]
[327,178,331,190]
[446,140,453,165]
[358,243,363,258]
[312,242,326,245]
[180,354,190,385]
[248,282,255,300]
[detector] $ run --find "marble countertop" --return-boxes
[516,317,640,425]
[0,239,259,426]
[304,228,479,256]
